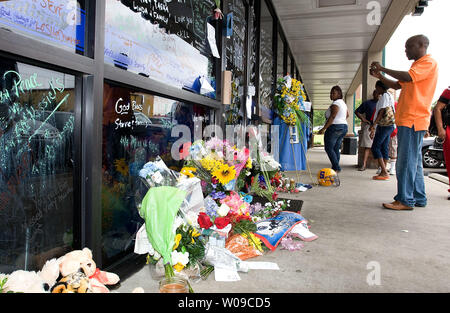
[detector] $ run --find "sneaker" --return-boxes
[389,164,396,175]
[289,221,318,242]
[376,167,381,174]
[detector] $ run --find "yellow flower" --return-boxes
[173,234,182,250]
[212,163,236,185]
[242,233,263,252]
[114,158,129,176]
[191,228,200,238]
[200,157,222,172]
[173,263,185,272]
[181,167,197,178]
[246,158,252,169]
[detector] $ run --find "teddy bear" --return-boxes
[52,270,92,293]
[1,258,60,293]
[57,247,120,293]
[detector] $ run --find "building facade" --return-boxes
[0,0,309,276]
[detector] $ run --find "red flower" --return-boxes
[214,216,231,229]
[211,177,219,185]
[198,212,213,229]
[236,215,251,223]
[272,192,278,201]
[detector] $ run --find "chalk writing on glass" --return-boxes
[0,0,86,52]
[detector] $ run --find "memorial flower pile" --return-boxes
[133,136,317,290]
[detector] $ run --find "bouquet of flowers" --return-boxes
[135,157,208,292]
[250,199,292,222]
[182,138,251,194]
[273,75,309,143]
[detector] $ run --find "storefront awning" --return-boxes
[272,0,419,110]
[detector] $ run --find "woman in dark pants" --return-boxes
[370,80,395,180]
[318,86,349,172]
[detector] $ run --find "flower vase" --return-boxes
[159,277,189,293]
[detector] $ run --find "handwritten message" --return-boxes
[0,0,86,52]
[0,65,75,271]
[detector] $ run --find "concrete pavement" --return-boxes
[115,147,450,293]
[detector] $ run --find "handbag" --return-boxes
[429,104,449,135]
[377,105,395,126]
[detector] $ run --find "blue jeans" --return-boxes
[324,124,348,172]
[394,126,426,207]
[371,125,394,160]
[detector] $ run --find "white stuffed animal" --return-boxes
[1,258,60,293]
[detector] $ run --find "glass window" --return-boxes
[104,0,218,99]
[287,53,292,77]
[225,0,247,125]
[259,0,274,122]
[0,0,87,54]
[0,59,77,273]
[101,81,212,266]
[277,32,284,77]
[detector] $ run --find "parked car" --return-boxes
[313,125,323,133]
[422,136,445,168]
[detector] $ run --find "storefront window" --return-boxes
[225,0,247,125]
[0,59,77,273]
[259,0,274,122]
[287,53,292,77]
[277,32,284,77]
[101,82,211,266]
[0,0,87,54]
[104,0,218,99]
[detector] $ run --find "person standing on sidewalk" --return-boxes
[370,34,438,211]
[355,89,379,171]
[433,86,450,200]
[369,80,395,180]
[318,85,348,173]
[388,98,399,176]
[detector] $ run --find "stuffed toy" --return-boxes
[57,247,120,293]
[1,258,60,293]
[52,271,92,293]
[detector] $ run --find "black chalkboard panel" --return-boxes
[225,0,246,73]
[119,0,216,56]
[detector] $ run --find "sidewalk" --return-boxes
[116,147,450,293]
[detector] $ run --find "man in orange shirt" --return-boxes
[370,34,438,210]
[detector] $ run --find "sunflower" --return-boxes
[114,158,129,176]
[212,163,236,185]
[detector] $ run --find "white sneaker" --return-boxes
[389,164,396,175]
[376,167,381,174]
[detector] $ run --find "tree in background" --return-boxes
[313,110,326,128]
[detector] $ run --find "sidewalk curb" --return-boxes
[429,173,449,185]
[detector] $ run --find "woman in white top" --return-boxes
[369,80,395,180]
[318,86,349,172]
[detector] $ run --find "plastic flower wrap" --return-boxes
[138,156,180,188]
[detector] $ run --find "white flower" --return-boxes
[172,216,185,234]
[217,203,231,217]
[171,250,190,266]
[186,211,200,228]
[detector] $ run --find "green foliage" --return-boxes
[232,219,257,234]
[313,110,326,127]
[175,226,205,269]
[0,277,7,293]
